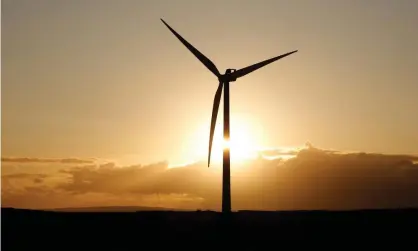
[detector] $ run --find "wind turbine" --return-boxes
[161,19,297,214]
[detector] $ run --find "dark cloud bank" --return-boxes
[2,145,418,210]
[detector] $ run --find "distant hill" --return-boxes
[3,207,418,249]
[2,206,191,212]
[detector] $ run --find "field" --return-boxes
[3,208,418,250]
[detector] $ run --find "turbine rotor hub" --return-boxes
[219,69,237,82]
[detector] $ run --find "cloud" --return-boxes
[1,157,95,164]
[2,144,418,211]
[257,148,299,157]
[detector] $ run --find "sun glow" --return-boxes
[188,114,262,166]
[223,139,230,150]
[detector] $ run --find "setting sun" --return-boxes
[188,114,261,165]
[222,139,230,150]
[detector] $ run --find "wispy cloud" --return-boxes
[1,157,95,164]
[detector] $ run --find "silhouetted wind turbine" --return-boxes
[161,18,297,214]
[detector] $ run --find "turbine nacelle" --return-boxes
[219,69,237,83]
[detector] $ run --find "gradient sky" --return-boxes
[2,0,418,166]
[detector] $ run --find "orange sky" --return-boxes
[2,0,418,210]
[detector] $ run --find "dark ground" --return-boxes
[2,208,418,250]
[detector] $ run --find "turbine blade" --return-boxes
[208,82,223,167]
[161,18,221,78]
[231,50,298,79]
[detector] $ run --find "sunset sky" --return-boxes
[2,0,418,210]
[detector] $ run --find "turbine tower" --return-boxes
[161,19,297,214]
